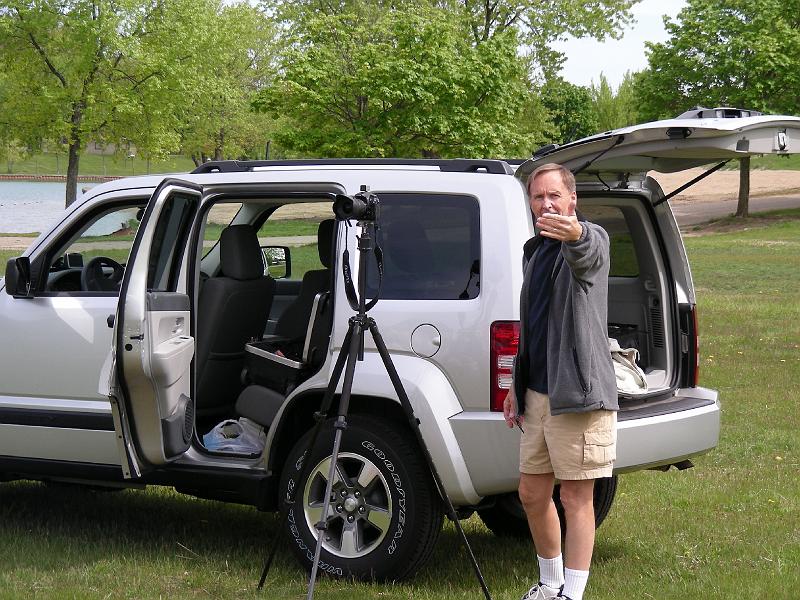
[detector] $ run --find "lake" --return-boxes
[0,181,96,234]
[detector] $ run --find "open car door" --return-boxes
[109,179,201,478]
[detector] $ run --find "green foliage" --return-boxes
[272,0,637,78]
[178,4,280,163]
[539,78,598,145]
[0,1,278,206]
[255,4,536,157]
[634,0,800,121]
[589,71,638,132]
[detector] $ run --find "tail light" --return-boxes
[691,306,700,387]
[679,303,700,387]
[490,321,519,411]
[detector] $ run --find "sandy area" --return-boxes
[649,168,800,203]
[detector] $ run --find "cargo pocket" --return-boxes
[583,429,616,467]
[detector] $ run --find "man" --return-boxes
[503,163,618,600]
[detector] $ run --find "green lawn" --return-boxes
[0,215,798,598]
[4,152,196,177]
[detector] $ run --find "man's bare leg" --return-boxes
[519,472,561,557]
[558,479,596,569]
[558,478,596,599]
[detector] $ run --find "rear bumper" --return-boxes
[449,386,720,497]
[614,386,719,472]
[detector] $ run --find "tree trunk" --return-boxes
[736,157,750,218]
[65,141,81,208]
[265,140,271,160]
[65,102,84,208]
[191,154,201,167]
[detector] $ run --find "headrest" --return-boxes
[317,219,335,268]
[220,224,264,280]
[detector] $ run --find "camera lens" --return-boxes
[333,195,368,220]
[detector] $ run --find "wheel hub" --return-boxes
[303,452,393,558]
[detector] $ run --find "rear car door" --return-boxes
[110,180,200,478]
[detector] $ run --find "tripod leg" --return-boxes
[258,325,356,590]
[306,319,364,600]
[368,321,492,600]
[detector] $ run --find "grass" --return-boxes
[0,219,321,241]
[1,215,799,598]
[3,152,196,177]
[4,151,800,177]
[749,153,800,171]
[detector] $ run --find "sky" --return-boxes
[552,0,687,89]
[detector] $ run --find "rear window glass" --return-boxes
[579,205,639,277]
[365,193,480,300]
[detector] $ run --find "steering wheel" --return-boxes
[81,256,125,292]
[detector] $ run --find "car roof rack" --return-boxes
[675,106,764,119]
[190,158,514,175]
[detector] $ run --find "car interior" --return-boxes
[580,196,675,401]
[192,199,337,453]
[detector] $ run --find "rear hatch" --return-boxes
[515,113,800,182]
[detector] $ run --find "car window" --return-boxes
[579,205,640,277]
[365,193,480,300]
[43,204,142,294]
[147,192,198,292]
[257,202,331,281]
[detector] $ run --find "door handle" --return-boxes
[107,314,115,328]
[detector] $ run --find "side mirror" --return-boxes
[261,246,291,279]
[5,257,34,298]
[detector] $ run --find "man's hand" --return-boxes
[503,389,521,429]
[536,213,582,243]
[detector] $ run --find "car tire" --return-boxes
[279,415,443,581]
[478,475,617,539]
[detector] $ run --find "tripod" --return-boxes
[258,205,491,600]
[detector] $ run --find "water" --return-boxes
[0,181,95,234]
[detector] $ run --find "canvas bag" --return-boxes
[609,337,648,395]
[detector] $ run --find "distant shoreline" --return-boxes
[0,174,121,183]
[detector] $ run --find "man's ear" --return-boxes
[568,194,578,216]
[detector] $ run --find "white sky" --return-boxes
[552,0,687,89]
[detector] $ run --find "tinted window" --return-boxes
[365,193,480,300]
[148,192,197,291]
[579,205,639,277]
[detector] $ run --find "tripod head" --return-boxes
[335,186,384,315]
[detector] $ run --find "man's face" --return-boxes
[528,170,577,220]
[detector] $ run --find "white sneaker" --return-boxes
[521,582,561,600]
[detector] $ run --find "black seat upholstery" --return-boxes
[272,219,335,340]
[195,224,275,419]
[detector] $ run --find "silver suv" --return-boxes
[3,113,795,580]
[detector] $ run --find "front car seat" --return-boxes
[195,224,275,419]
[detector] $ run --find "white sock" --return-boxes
[562,567,589,600]
[537,554,564,589]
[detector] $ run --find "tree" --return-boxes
[539,78,598,145]
[0,0,246,206]
[254,4,538,158]
[589,71,638,132]
[270,0,637,79]
[177,4,279,164]
[454,0,636,78]
[633,0,800,216]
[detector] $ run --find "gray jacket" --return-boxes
[513,221,618,416]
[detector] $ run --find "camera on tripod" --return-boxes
[333,186,380,221]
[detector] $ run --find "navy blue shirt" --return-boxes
[527,238,561,393]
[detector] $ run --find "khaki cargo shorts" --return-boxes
[519,389,617,480]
